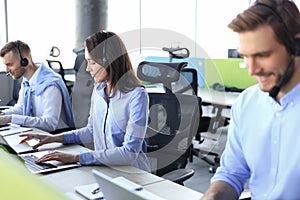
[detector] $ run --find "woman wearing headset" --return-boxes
[20,31,150,171]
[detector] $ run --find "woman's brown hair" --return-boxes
[84,31,143,94]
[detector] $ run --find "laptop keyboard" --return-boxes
[23,154,57,172]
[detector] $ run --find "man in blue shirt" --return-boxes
[0,40,74,132]
[201,0,300,199]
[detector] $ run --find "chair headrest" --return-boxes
[137,61,187,84]
[162,47,190,59]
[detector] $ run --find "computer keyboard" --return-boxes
[22,154,57,172]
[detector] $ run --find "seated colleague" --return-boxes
[20,31,150,171]
[0,40,75,132]
[201,0,300,199]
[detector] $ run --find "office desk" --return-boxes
[197,88,240,132]
[145,84,239,107]
[0,124,203,199]
[197,88,239,107]
[40,144,203,200]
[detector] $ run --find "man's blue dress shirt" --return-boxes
[212,82,300,200]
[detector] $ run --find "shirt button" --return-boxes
[274,140,278,144]
[275,112,280,117]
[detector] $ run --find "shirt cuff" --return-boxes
[11,114,25,125]
[79,151,102,165]
[63,132,84,145]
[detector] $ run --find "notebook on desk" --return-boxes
[91,169,165,200]
[0,123,32,137]
[19,151,81,174]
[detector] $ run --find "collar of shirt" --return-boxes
[96,82,122,101]
[277,81,300,108]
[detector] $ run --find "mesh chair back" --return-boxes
[146,92,201,176]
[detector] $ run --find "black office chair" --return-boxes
[46,59,74,94]
[137,61,200,185]
[70,52,94,129]
[173,68,221,173]
[6,77,22,106]
[161,47,220,173]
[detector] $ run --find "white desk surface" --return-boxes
[198,88,240,107]
[1,123,203,199]
[37,143,203,200]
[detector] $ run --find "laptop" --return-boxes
[19,150,81,174]
[91,169,165,200]
[3,132,40,154]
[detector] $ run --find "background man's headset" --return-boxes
[14,40,29,67]
[254,2,300,99]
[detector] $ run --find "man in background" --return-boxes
[0,40,75,132]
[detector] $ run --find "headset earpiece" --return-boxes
[15,41,28,67]
[20,57,29,67]
[102,31,108,67]
[293,38,300,56]
[95,31,108,67]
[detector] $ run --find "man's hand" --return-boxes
[0,115,12,126]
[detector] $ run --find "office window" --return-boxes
[0,0,76,70]
[108,0,249,59]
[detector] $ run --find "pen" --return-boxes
[91,187,101,194]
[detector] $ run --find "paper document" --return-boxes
[75,183,104,200]
[0,123,33,137]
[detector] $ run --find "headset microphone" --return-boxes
[6,65,24,77]
[86,79,93,87]
[86,31,109,87]
[86,67,104,87]
[254,3,300,99]
[269,57,295,99]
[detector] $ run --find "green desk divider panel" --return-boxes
[205,58,257,89]
[0,149,69,200]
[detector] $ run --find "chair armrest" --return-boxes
[161,168,194,185]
